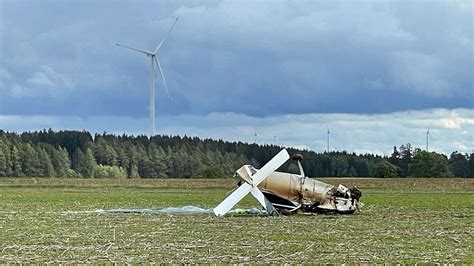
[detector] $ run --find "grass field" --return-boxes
[1,178,473,263]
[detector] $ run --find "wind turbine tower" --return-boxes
[425,126,430,151]
[254,131,260,144]
[116,17,179,137]
[327,126,330,153]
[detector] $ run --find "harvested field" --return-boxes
[1,178,473,263]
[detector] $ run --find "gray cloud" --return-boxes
[0,0,472,117]
[0,1,472,153]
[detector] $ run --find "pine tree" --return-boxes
[37,146,55,177]
[51,147,71,177]
[399,143,413,177]
[129,163,140,179]
[76,147,97,177]
[11,145,22,177]
[139,157,155,178]
[148,144,168,178]
[94,138,118,166]
[332,156,349,177]
[0,140,11,176]
[74,147,84,176]
[136,144,150,177]
[116,147,130,170]
[20,143,42,177]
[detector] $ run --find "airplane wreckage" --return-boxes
[213,149,363,216]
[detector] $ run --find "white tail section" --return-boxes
[213,149,290,216]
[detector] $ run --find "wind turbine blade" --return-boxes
[154,57,171,102]
[154,17,179,54]
[115,43,154,56]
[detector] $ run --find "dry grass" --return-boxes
[0,177,234,189]
[1,177,472,190]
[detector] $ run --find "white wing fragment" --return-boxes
[213,149,290,216]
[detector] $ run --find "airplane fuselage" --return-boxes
[235,165,362,214]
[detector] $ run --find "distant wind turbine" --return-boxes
[326,125,330,153]
[116,17,179,137]
[254,131,260,144]
[425,124,431,151]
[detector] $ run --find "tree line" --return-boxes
[0,129,472,178]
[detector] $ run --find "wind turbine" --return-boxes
[116,17,179,137]
[326,125,330,153]
[254,131,260,144]
[425,125,431,151]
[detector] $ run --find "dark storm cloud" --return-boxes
[0,0,472,118]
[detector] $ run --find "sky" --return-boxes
[0,0,473,155]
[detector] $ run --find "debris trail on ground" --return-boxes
[94,205,267,215]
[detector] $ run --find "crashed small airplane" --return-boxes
[214,149,363,216]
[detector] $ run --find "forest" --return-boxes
[0,129,472,178]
